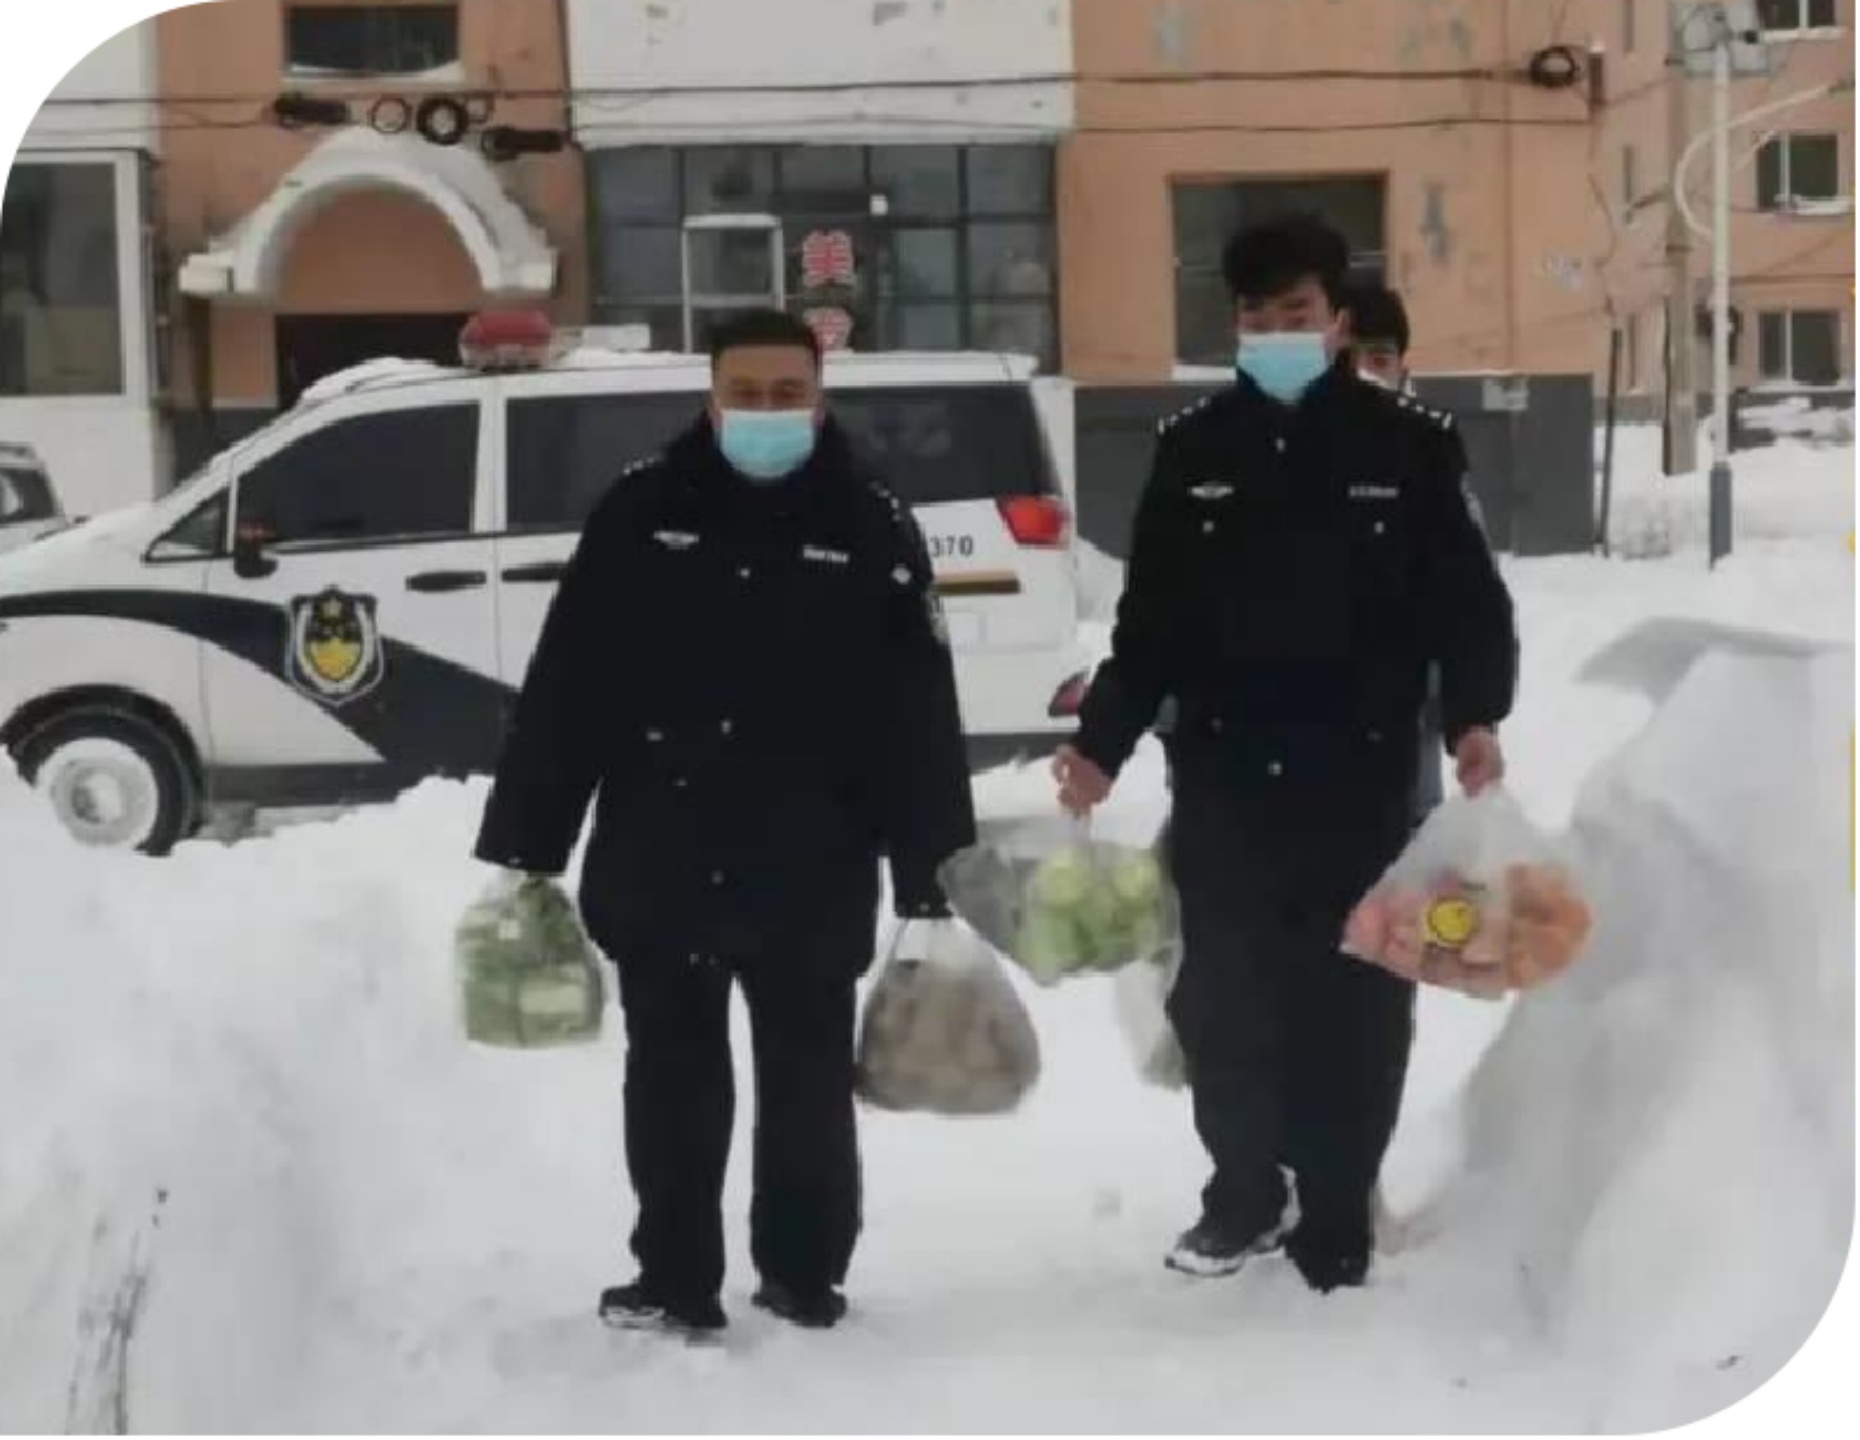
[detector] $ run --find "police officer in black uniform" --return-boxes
[1054,216,1517,1293]
[476,310,976,1337]
[1339,276,1446,824]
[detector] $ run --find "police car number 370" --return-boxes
[927,534,975,561]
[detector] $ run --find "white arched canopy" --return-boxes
[179,129,556,301]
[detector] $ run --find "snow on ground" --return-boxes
[0,436,1851,1432]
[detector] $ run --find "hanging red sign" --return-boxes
[801,230,857,289]
[804,306,855,352]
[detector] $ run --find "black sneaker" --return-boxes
[1286,1228,1373,1294]
[598,1280,727,1337]
[751,1281,849,1330]
[1164,1215,1287,1278]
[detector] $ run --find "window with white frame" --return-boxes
[1756,0,1839,33]
[1757,310,1845,384]
[1755,132,1843,211]
[0,161,124,397]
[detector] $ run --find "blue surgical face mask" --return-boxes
[717,408,818,482]
[1235,331,1332,405]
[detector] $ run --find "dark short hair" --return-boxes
[708,308,822,369]
[1340,277,1411,355]
[1220,213,1352,307]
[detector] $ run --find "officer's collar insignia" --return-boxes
[1189,482,1234,501]
[286,587,384,707]
[653,530,700,551]
[802,544,850,566]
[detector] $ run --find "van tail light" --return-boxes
[1048,671,1090,719]
[998,494,1069,548]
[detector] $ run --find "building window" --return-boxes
[1755,133,1842,211]
[1170,175,1386,368]
[589,145,1057,370]
[0,162,124,397]
[1757,310,1845,385]
[285,3,460,78]
[1757,0,1839,33]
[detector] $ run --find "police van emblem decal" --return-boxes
[287,588,385,705]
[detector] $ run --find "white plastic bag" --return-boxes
[454,872,605,1048]
[1111,939,1187,1090]
[938,816,1180,987]
[1340,787,1594,999]
[855,920,1041,1116]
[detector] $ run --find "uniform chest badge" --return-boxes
[1349,482,1401,501]
[802,544,850,566]
[1189,482,1234,501]
[287,588,384,706]
[653,529,700,551]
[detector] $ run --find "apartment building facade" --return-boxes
[157,0,586,473]
[1062,0,1851,394]
[2,0,1848,512]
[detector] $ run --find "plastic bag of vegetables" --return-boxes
[938,817,1179,987]
[454,872,605,1048]
[855,920,1040,1116]
[1340,787,1593,999]
[1111,940,1187,1090]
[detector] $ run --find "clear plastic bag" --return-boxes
[454,872,606,1048]
[1340,787,1594,999]
[855,920,1041,1116]
[1111,940,1188,1090]
[938,817,1181,987]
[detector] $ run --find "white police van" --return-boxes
[0,317,1089,853]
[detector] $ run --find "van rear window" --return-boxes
[505,384,1053,532]
[0,466,54,523]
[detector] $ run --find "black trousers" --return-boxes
[1163,790,1417,1248]
[612,951,862,1306]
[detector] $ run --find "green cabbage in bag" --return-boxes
[455,873,605,1048]
[942,819,1178,987]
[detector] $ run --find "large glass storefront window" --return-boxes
[0,162,124,397]
[590,144,1058,370]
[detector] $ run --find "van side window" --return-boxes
[506,392,700,530]
[832,387,1052,505]
[150,491,230,559]
[0,466,54,522]
[237,404,478,548]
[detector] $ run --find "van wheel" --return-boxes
[16,708,200,856]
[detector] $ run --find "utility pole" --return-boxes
[1663,19,1699,477]
[1707,14,1734,567]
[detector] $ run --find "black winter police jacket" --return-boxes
[474,414,977,969]
[1074,363,1517,819]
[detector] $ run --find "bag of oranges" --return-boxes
[1340,787,1593,999]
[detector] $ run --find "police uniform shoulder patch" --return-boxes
[1158,394,1214,435]
[286,587,384,707]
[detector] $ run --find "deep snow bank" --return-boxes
[1424,629,1854,1429]
[0,616,1852,1428]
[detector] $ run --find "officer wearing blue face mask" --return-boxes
[1054,214,1518,1294]
[477,308,975,1338]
